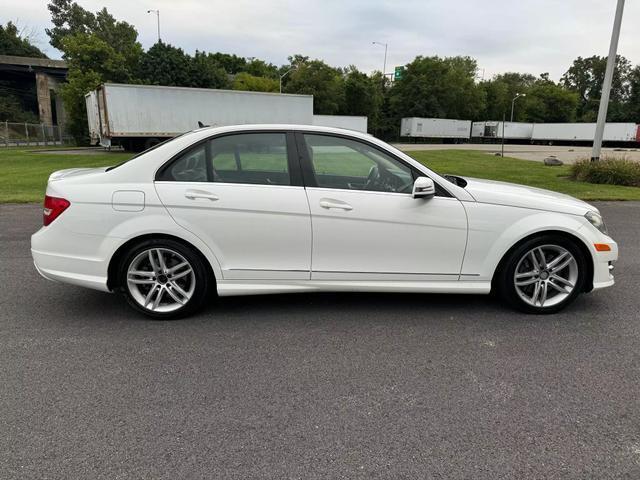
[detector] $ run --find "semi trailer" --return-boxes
[85,83,314,150]
[471,121,534,141]
[312,115,368,133]
[531,122,640,144]
[400,117,471,142]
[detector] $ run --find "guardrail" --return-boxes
[0,121,74,147]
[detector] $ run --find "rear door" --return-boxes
[154,131,312,280]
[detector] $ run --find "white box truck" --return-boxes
[312,115,368,133]
[471,121,534,141]
[531,122,639,144]
[85,83,314,150]
[400,117,471,141]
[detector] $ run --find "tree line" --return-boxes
[1,0,639,143]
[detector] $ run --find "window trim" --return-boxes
[155,130,303,187]
[294,131,452,197]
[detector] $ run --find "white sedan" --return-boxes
[32,125,618,319]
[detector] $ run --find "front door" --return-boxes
[298,133,468,281]
[155,131,312,280]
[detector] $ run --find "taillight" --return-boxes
[43,195,70,226]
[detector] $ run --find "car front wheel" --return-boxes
[119,239,210,319]
[497,235,588,314]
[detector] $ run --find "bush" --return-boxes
[569,157,640,187]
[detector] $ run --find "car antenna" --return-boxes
[197,121,209,128]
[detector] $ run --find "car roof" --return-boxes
[192,123,372,138]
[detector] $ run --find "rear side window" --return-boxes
[158,133,291,186]
[211,133,290,185]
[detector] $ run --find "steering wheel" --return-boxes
[364,165,380,190]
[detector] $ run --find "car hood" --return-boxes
[460,176,596,215]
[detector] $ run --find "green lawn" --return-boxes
[1,146,639,203]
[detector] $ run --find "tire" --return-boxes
[495,234,588,314]
[118,238,211,319]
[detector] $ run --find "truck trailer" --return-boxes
[531,122,640,144]
[471,121,534,141]
[400,117,471,142]
[85,83,314,150]
[312,115,368,133]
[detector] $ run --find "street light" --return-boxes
[592,0,625,161]
[147,9,160,42]
[372,41,388,78]
[279,66,297,94]
[510,93,526,122]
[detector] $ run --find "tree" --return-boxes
[561,55,631,121]
[479,72,536,121]
[187,51,230,89]
[0,21,47,57]
[244,59,278,79]
[284,57,345,114]
[208,52,246,74]
[47,0,98,51]
[389,56,485,121]
[232,72,278,92]
[521,75,578,122]
[624,66,640,122]
[138,41,191,86]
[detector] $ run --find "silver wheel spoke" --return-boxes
[168,261,188,274]
[536,248,547,269]
[165,285,186,305]
[516,270,537,279]
[531,282,541,305]
[152,286,164,310]
[539,282,548,306]
[530,250,540,270]
[156,249,168,271]
[128,278,156,285]
[170,267,193,281]
[516,277,539,287]
[551,274,574,288]
[547,251,569,270]
[144,285,159,307]
[548,280,569,293]
[148,250,160,273]
[170,281,190,301]
[550,257,573,273]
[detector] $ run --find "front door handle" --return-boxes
[319,198,353,211]
[184,189,219,201]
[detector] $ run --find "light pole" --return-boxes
[510,93,525,122]
[279,66,296,94]
[592,0,625,161]
[372,41,388,79]
[147,9,160,42]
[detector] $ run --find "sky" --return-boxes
[5,0,639,81]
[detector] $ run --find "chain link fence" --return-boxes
[0,121,74,147]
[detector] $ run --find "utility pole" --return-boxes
[147,9,161,42]
[372,41,388,80]
[592,0,625,161]
[510,93,525,122]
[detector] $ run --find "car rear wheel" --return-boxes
[119,239,210,319]
[497,235,588,314]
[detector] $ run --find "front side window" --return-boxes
[211,133,290,186]
[303,134,414,193]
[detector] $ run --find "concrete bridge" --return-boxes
[0,55,68,127]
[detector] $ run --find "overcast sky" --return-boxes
[6,0,639,80]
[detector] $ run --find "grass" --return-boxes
[0,148,131,203]
[1,146,640,203]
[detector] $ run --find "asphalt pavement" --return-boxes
[1,202,639,479]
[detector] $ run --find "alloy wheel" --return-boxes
[513,244,579,308]
[126,248,196,313]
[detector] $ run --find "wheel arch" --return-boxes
[490,229,594,293]
[107,233,217,291]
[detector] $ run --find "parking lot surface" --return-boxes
[396,143,640,164]
[1,202,639,479]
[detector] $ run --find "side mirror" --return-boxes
[412,176,435,199]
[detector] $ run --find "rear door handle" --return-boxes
[184,189,219,201]
[319,198,353,211]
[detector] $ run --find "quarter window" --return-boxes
[303,134,414,193]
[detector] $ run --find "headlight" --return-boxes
[585,211,608,234]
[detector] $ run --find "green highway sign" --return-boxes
[394,66,404,80]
